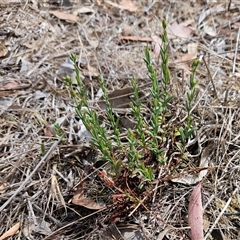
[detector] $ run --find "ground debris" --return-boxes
[1,0,240,239]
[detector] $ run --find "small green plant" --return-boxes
[64,55,122,174]
[40,143,46,156]
[64,20,199,184]
[54,123,63,137]
[143,21,173,163]
[99,76,122,148]
[129,77,146,147]
[178,60,199,148]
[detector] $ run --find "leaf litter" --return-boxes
[0,0,240,239]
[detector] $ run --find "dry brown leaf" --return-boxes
[72,184,105,210]
[181,53,196,62]
[81,65,99,77]
[105,0,139,12]
[0,222,20,240]
[73,195,104,210]
[49,11,79,23]
[188,182,204,240]
[0,82,31,91]
[0,82,19,91]
[98,87,145,109]
[168,21,193,39]
[119,35,152,42]
[120,0,138,12]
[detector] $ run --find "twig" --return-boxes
[232,27,240,74]
[202,56,219,100]
[152,165,164,203]
[68,114,74,143]
[26,54,49,77]
[32,203,64,227]
[28,199,37,225]
[128,194,149,217]
[0,140,59,212]
[228,0,232,11]
[42,207,106,240]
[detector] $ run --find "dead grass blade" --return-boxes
[204,188,239,240]
[0,140,60,212]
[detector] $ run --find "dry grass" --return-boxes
[0,0,240,239]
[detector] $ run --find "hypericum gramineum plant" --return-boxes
[64,20,199,184]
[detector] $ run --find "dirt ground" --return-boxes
[0,0,240,239]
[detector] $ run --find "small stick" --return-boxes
[202,56,219,100]
[32,203,63,227]
[228,0,232,11]
[42,207,106,240]
[232,27,240,74]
